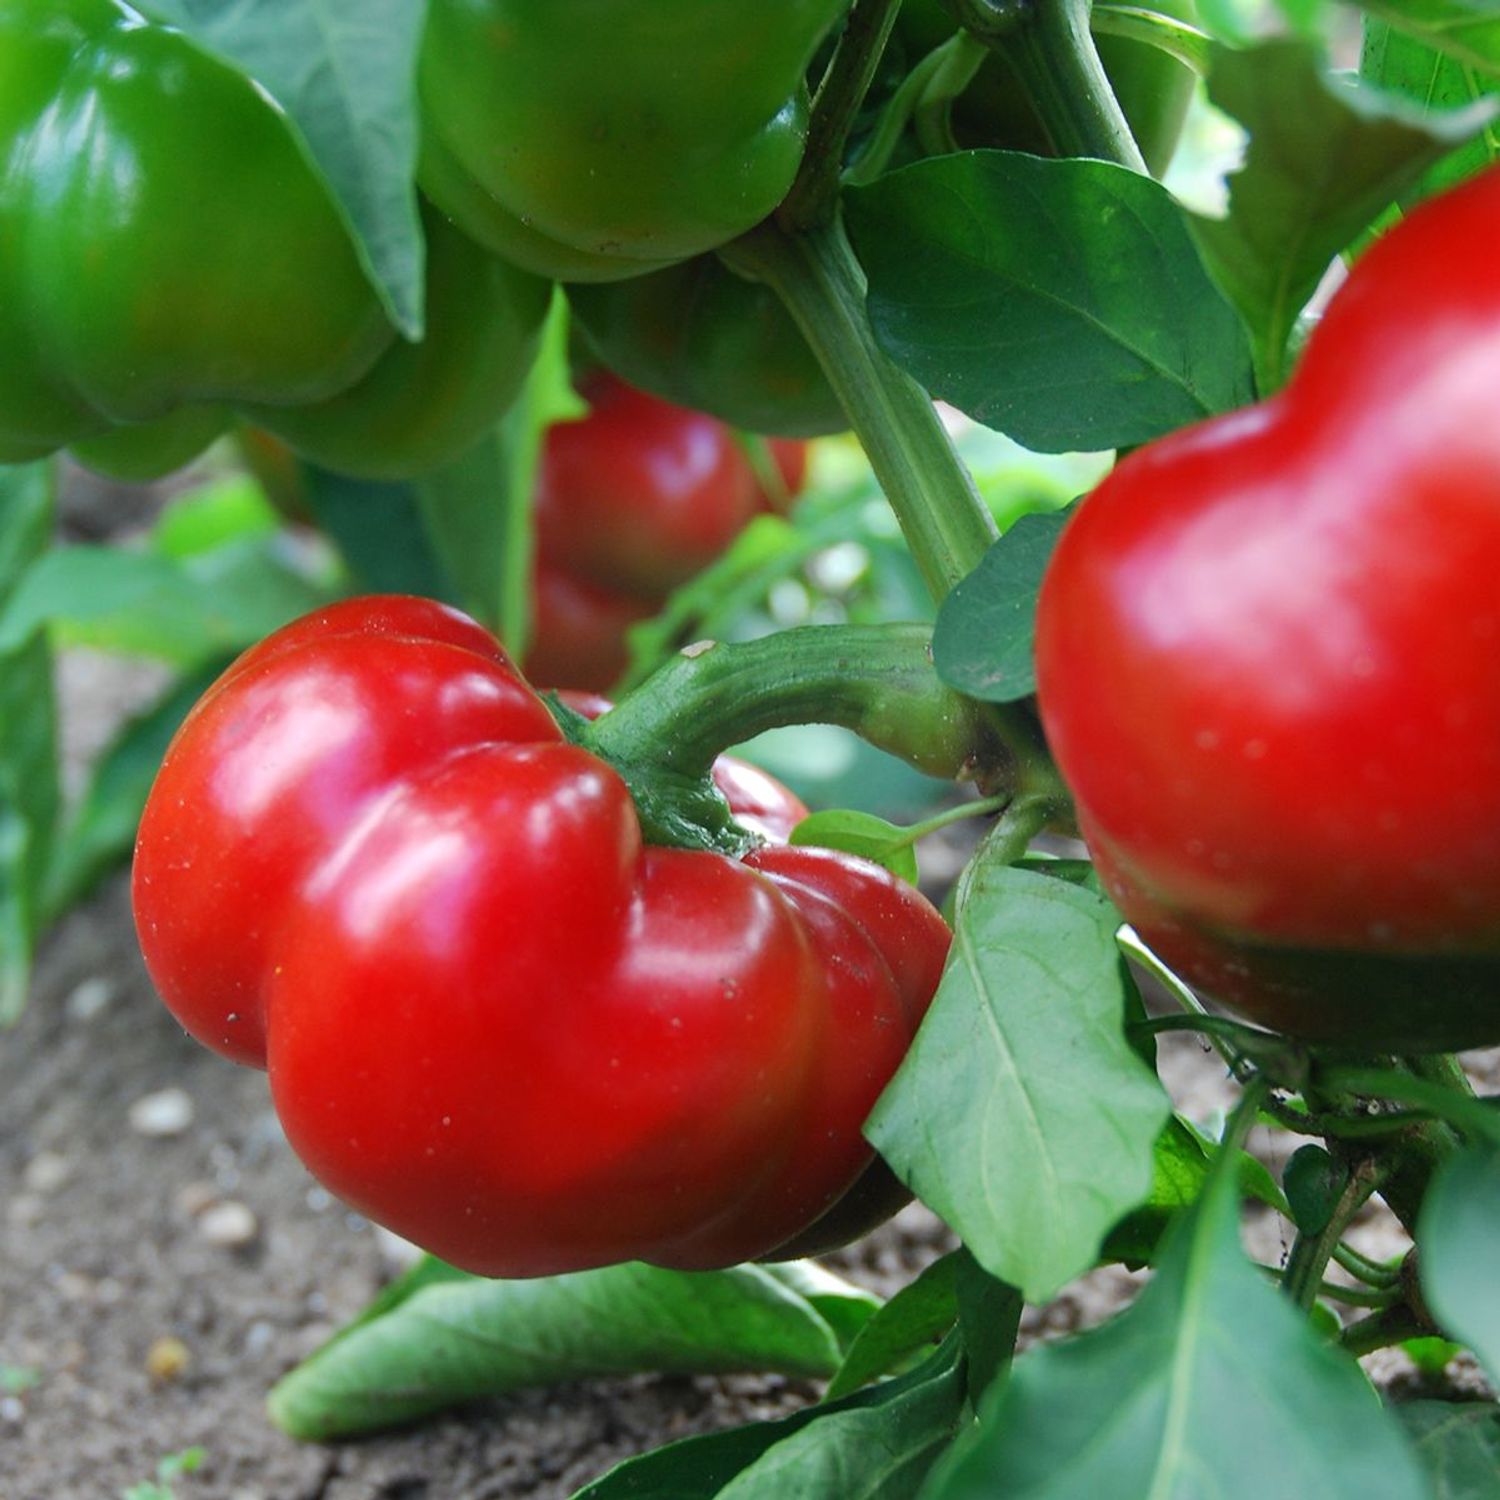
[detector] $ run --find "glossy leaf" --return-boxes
[846,152,1254,452]
[138,0,429,336]
[867,866,1169,1303]
[932,509,1073,703]
[790,809,919,885]
[268,1261,859,1440]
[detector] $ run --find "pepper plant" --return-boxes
[5,0,1500,1494]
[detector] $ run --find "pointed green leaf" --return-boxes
[867,866,1169,1303]
[932,509,1073,703]
[1192,38,1492,389]
[1420,1142,1500,1384]
[268,1261,853,1440]
[138,0,428,336]
[846,152,1254,453]
[922,1159,1428,1499]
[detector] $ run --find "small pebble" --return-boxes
[175,1181,219,1218]
[0,1397,23,1424]
[22,1152,71,1195]
[198,1201,258,1249]
[145,1336,191,1384]
[129,1087,194,1137]
[65,975,115,1021]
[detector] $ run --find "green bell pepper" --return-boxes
[417,0,852,282]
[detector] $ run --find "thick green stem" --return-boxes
[1340,1304,1430,1359]
[1089,4,1212,74]
[721,214,998,602]
[784,0,904,229]
[1282,1156,1387,1312]
[1001,0,1147,171]
[590,624,1003,786]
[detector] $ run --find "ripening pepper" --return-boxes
[1035,164,1500,1053]
[0,0,391,470]
[248,205,551,482]
[417,0,852,282]
[133,596,950,1275]
[0,0,550,483]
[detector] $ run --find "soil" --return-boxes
[1,472,1492,1499]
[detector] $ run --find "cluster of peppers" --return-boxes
[53,0,1500,1281]
[525,375,808,693]
[0,0,852,480]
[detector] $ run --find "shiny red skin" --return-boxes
[133,596,948,1275]
[1035,165,1500,1052]
[535,376,805,602]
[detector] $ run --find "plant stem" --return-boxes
[1319,1067,1500,1149]
[896,792,1011,846]
[1330,1241,1401,1289]
[1340,1304,1429,1360]
[784,0,905,229]
[1282,1156,1387,1312]
[847,32,989,185]
[1001,0,1147,171]
[1089,3,1212,74]
[590,623,1001,784]
[721,214,998,603]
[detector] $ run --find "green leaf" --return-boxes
[268,1261,851,1440]
[0,633,57,1025]
[44,666,224,922]
[921,1152,1429,1499]
[867,866,1169,1303]
[137,0,428,337]
[1362,17,1500,212]
[1100,1115,1213,1267]
[952,1253,1022,1408]
[416,290,582,654]
[716,1336,966,1500]
[932,509,1073,704]
[1284,1143,1349,1236]
[1192,38,1492,391]
[1419,1142,1500,1384]
[0,544,329,666]
[0,463,53,599]
[1395,1401,1500,1498]
[1363,0,1500,82]
[790,809,919,885]
[150,477,279,559]
[0,464,57,1024]
[845,152,1254,452]
[757,1261,882,1354]
[304,469,453,600]
[825,1253,960,1400]
[576,1336,965,1500]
